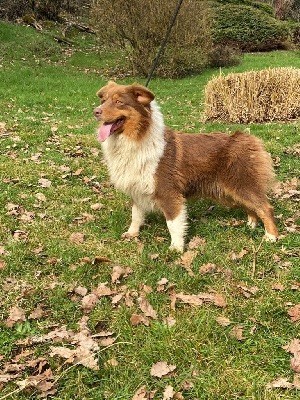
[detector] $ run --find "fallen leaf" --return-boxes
[90,203,103,211]
[157,277,169,292]
[38,178,52,188]
[266,377,294,389]
[164,316,176,327]
[105,358,118,367]
[93,255,111,264]
[178,250,197,276]
[216,316,232,327]
[74,286,88,297]
[150,361,176,378]
[283,339,300,373]
[288,304,300,322]
[199,263,217,274]
[138,296,157,319]
[163,384,175,400]
[111,265,133,283]
[5,306,26,327]
[93,283,114,297]
[188,236,206,249]
[132,386,152,400]
[69,232,85,244]
[130,313,150,326]
[238,284,259,298]
[28,304,45,320]
[35,192,46,202]
[0,260,5,270]
[272,283,285,291]
[230,248,248,261]
[230,325,244,341]
[81,293,99,313]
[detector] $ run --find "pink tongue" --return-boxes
[98,123,113,142]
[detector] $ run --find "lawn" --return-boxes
[0,21,299,399]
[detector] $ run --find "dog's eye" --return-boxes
[115,99,124,106]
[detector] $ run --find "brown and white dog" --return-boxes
[94,81,278,252]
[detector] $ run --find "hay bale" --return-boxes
[203,67,300,123]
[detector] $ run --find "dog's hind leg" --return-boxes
[122,203,145,239]
[246,209,259,229]
[254,202,278,242]
[235,193,278,241]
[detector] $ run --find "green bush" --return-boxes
[289,22,300,47]
[212,4,290,51]
[215,0,274,15]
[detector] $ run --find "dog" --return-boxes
[94,81,278,252]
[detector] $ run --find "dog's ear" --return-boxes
[96,81,117,98]
[131,84,155,106]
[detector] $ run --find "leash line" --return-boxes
[145,0,185,87]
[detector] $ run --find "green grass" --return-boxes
[0,21,299,399]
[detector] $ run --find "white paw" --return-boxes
[121,231,139,239]
[264,232,278,242]
[247,218,257,229]
[169,243,184,253]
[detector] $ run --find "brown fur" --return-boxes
[155,129,278,238]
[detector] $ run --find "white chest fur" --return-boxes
[101,101,165,211]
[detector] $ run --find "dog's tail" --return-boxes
[224,131,276,195]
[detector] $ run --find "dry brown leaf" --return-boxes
[188,236,206,249]
[150,361,176,378]
[17,368,57,397]
[199,263,217,274]
[230,248,248,261]
[111,265,133,283]
[105,358,118,367]
[138,296,157,319]
[69,232,85,244]
[93,283,114,297]
[0,259,6,270]
[216,316,231,327]
[283,339,300,373]
[130,313,150,326]
[157,277,169,292]
[93,255,112,264]
[175,293,203,307]
[271,283,285,291]
[164,316,176,327]
[238,284,259,298]
[266,377,294,389]
[38,178,52,188]
[132,386,152,400]
[288,304,300,322]
[230,325,244,341]
[81,293,98,313]
[28,304,45,320]
[5,306,26,327]
[74,286,88,297]
[163,384,175,400]
[178,250,197,276]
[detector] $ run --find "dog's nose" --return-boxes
[94,107,102,119]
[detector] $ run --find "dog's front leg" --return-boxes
[165,204,188,253]
[122,203,145,239]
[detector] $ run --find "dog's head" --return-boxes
[94,81,155,142]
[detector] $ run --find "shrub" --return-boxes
[212,4,291,51]
[289,22,300,47]
[90,0,213,78]
[203,67,300,123]
[208,44,241,68]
